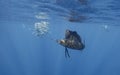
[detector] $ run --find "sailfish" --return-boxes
[57,29,85,58]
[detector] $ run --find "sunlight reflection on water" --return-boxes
[33,21,49,36]
[33,12,49,37]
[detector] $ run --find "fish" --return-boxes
[57,29,85,58]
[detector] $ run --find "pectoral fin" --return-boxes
[65,47,70,58]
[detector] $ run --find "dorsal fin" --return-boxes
[65,30,81,42]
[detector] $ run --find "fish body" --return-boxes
[57,29,85,58]
[57,39,85,50]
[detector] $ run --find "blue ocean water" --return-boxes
[0,0,120,75]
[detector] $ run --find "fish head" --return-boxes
[56,39,66,47]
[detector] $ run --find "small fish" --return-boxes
[57,29,85,58]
